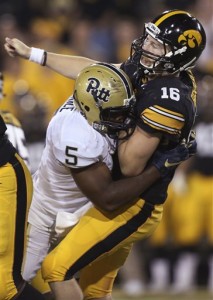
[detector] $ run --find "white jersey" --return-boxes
[28,97,116,229]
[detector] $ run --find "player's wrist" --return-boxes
[151,150,177,177]
[152,161,173,177]
[29,47,47,66]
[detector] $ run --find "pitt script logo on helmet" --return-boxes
[86,77,111,105]
[130,9,206,75]
[74,63,136,139]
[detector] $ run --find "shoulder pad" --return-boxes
[0,111,21,127]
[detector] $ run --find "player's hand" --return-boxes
[4,37,31,59]
[120,57,143,89]
[151,140,189,177]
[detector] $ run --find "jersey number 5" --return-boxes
[161,87,180,101]
[65,146,78,166]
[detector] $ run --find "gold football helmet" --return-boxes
[74,63,136,139]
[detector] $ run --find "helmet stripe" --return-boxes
[155,10,188,26]
[96,63,132,98]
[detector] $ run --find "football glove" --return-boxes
[151,141,189,177]
[120,58,145,89]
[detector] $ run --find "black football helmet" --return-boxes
[130,9,206,75]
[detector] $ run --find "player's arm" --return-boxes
[71,161,160,212]
[4,37,121,79]
[70,142,188,212]
[118,126,162,176]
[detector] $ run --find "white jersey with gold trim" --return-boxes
[28,97,115,229]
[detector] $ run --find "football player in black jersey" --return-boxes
[0,72,30,167]
[4,9,206,300]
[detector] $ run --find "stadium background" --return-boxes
[0,0,212,299]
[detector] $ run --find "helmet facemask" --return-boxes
[93,95,136,140]
[130,23,175,76]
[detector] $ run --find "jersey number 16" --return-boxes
[161,87,180,101]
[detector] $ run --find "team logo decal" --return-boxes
[87,77,110,103]
[178,30,202,48]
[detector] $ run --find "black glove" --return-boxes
[151,141,189,177]
[187,130,197,157]
[120,57,145,89]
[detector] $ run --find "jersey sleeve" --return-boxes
[139,103,185,135]
[50,111,110,169]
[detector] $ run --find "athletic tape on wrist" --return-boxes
[29,47,46,65]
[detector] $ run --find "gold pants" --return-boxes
[0,154,32,300]
[42,199,163,299]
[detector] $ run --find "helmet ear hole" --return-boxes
[84,106,90,112]
[73,63,136,138]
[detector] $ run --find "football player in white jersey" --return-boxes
[39,64,193,300]
[29,63,190,300]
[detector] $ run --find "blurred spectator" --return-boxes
[114,17,140,62]
[118,243,146,297]
[169,71,213,294]
[147,195,173,293]
[191,0,213,73]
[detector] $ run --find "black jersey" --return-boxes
[136,71,197,204]
[121,59,197,145]
[114,66,197,204]
[0,114,7,136]
[136,71,197,147]
[0,114,16,166]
